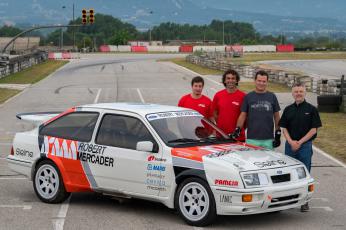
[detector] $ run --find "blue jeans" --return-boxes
[285,141,313,172]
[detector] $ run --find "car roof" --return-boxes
[80,103,193,117]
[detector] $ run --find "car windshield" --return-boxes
[146,111,234,147]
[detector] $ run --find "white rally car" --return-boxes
[7,103,314,226]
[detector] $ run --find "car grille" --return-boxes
[271,173,290,183]
[268,194,300,208]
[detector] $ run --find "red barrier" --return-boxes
[99,45,110,52]
[131,46,148,52]
[179,45,193,53]
[48,52,55,59]
[62,52,72,59]
[225,45,243,53]
[276,44,294,52]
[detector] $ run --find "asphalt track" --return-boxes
[259,59,346,79]
[0,54,345,230]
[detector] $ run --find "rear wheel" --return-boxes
[33,160,70,203]
[175,177,216,226]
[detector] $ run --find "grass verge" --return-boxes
[163,58,291,92]
[314,112,346,163]
[0,88,21,104]
[228,52,346,64]
[238,82,290,93]
[159,58,223,75]
[0,60,68,84]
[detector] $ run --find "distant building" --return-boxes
[0,37,40,52]
[128,41,162,46]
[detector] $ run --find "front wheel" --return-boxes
[175,177,216,226]
[33,160,70,203]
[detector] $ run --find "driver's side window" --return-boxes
[96,114,157,151]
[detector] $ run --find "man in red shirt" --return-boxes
[178,76,213,120]
[212,69,246,141]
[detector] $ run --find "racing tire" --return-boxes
[33,160,70,203]
[317,95,342,106]
[175,177,216,227]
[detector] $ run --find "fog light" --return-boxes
[308,184,314,192]
[242,194,253,202]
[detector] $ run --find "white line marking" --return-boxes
[0,157,7,160]
[136,88,145,103]
[313,145,346,169]
[94,88,102,104]
[205,76,223,86]
[0,205,32,210]
[311,198,329,202]
[311,206,333,212]
[53,196,71,230]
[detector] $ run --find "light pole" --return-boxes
[62,4,75,51]
[149,11,153,43]
[222,20,225,45]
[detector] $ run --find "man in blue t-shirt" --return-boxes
[231,70,281,149]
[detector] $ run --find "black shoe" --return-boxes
[300,202,310,212]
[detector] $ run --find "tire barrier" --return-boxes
[317,95,342,112]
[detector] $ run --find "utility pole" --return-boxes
[73,3,75,51]
[60,28,63,50]
[222,20,225,45]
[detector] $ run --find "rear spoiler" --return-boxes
[16,111,62,126]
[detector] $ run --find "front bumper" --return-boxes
[212,178,314,215]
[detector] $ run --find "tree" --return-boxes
[0,26,22,37]
[108,30,131,45]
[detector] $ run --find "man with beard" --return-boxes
[212,69,246,141]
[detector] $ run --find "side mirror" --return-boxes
[136,141,154,152]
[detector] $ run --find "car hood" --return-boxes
[171,142,300,171]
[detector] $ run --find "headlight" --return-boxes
[242,173,268,186]
[296,167,306,179]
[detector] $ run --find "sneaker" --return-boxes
[300,202,310,212]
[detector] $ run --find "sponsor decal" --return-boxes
[147,164,166,171]
[15,148,33,158]
[220,194,232,203]
[253,160,287,168]
[147,185,166,192]
[232,101,240,106]
[146,178,166,186]
[206,150,234,158]
[147,172,165,179]
[147,155,166,162]
[146,111,201,121]
[215,179,239,187]
[198,103,206,108]
[40,136,114,167]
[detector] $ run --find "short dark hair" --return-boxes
[255,70,269,80]
[191,76,204,86]
[222,69,240,87]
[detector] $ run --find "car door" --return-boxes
[39,110,100,190]
[89,112,164,196]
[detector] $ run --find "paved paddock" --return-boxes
[0,54,345,230]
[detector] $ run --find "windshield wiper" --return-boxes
[168,138,200,144]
